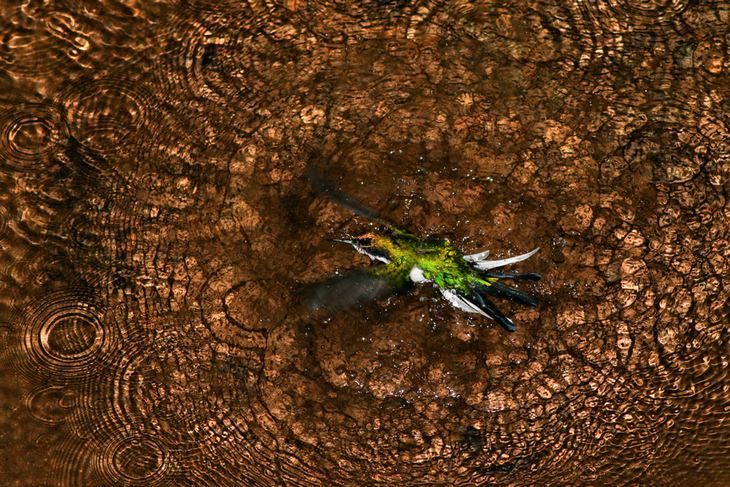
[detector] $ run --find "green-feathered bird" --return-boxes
[302,166,541,331]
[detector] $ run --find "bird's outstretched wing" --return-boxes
[306,163,417,238]
[301,270,395,312]
[306,164,392,226]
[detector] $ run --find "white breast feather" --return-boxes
[409,266,429,283]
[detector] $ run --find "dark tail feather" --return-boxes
[468,291,516,332]
[479,282,538,308]
[481,271,541,281]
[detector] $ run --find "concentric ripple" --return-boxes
[0,104,66,171]
[15,290,117,383]
[63,210,104,252]
[58,76,154,155]
[69,310,239,456]
[158,15,232,104]
[25,385,76,424]
[96,434,174,486]
[158,12,308,121]
[200,266,272,351]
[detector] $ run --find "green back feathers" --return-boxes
[370,233,497,294]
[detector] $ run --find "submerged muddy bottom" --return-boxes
[0,1,729,485]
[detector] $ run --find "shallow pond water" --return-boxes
[0,1,729,485]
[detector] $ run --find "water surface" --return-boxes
[0,1,729,485]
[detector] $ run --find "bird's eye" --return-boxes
[357,238,372,247]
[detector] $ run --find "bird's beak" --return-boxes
[332,238,354,245]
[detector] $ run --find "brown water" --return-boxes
[1,1,729,485]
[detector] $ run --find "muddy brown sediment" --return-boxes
[0,1,729,485]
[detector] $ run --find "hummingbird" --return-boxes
[302,165,541,332]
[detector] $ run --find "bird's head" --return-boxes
[334,232,393,263]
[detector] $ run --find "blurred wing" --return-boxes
[306,164,392,227]
[302,270,395,312]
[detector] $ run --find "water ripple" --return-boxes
[64,210,104,252]
[69,314,239,459]
[0,9,86,78]
[0,103,66,171]
[2,0,730,484]
[58,76,155,155]
[157,12,308,125]
[575,0,691,32]
[25,385,76,424]
[158,15,232,105]
[199,265,271,351]
[49,436,98,487]
[276,0,443,42]
[179,0,279,17]
[96,434,175,486]
[14,290,118,383]
[0,205,8,240]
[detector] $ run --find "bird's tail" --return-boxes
[476,282,539,308]
[479,271,542,281]
[467,290,517,332]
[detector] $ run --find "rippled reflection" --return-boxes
[59,77,154,155]
[1,0,729,485]
[0,104,66,171]
[577,0,691,31]
[96,435,174,485]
